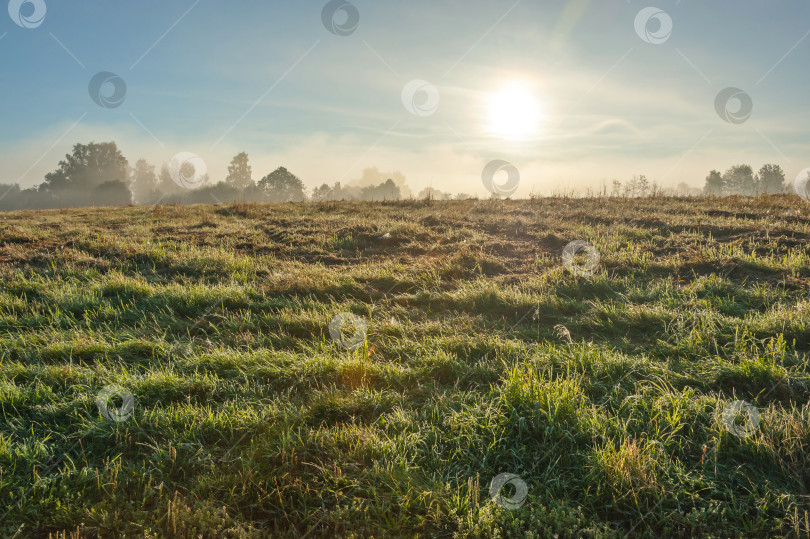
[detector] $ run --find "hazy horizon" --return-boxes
[2,1,809,198]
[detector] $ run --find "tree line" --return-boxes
[605,163,793,198]
[0,142,799,211]
[702,164,789,195]
[0,141,415,211]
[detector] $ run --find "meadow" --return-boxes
[0,195,809,537]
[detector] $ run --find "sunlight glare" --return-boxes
[486,84,543,141]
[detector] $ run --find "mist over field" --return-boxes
[2,1,810,204]
[2,1,810,537]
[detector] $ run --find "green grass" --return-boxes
[1,195,810,537]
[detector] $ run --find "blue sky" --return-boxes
[1,0,808,196]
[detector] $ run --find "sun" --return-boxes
[486,84,543,141]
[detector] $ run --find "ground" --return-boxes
[0,196,809,537]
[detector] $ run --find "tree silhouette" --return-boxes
[311,183,333,202]
[703,170,723,195]
[40,142,130,207]
[722,165,756,195]
[257,167,306,202]
[360,179,400,201]
[225,152,253,190]
[131,159,159,204]
[93,180,133,207]
[157,163,182,196]
[757,164,785,194]
[42,142,128,191]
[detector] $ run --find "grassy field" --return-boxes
[1,196,809,537]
